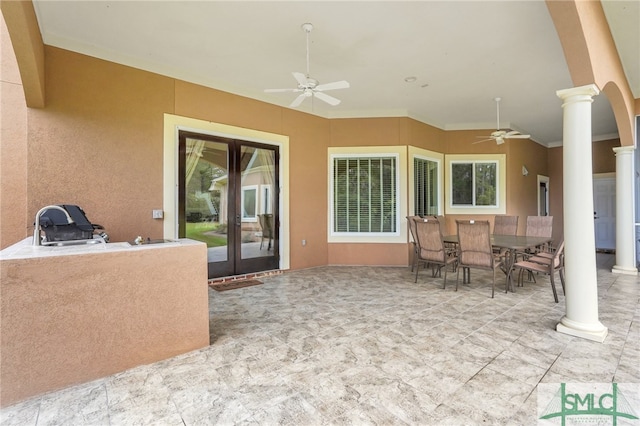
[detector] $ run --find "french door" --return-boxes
[178,131,279,278]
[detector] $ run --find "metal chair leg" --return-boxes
[550,271,559,303]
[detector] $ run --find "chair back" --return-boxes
[406,216,421,243]
[493,215,518,236]
[552,240,565,269]
[414,219,446,263]
[526,216,553,238]
[456,220,493,268]
[435,215,447,237]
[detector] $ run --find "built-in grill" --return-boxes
[33,204,108,246]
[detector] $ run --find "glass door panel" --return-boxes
[179,131,279,279]
[239,145,276,260]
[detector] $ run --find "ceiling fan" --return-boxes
[474,97,531,145]
[264,23,350,108]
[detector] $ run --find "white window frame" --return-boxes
[241,185,258,222]
[328,146,407,243]
[445,154,506,215]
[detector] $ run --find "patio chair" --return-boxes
[525,215,553,252]
[512,240,565,302]
[534,242,561,260]
[516,216,554,282]
[493,215,518,236]
[435,214,458,276]
[455,220,504,298]
[414,218,458,288]
[435,215,447,237]
[258,214,274,250]
[406,216,422,272]
[492,215,518,256]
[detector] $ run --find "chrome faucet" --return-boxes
[33,205,74,246]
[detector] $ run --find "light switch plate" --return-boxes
[152,209,164,219]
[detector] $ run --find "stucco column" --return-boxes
[613,146,638,275]
[555,84,608,343]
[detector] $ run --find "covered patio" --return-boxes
[1,254,637,424]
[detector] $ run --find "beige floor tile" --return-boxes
[1,254,637,425]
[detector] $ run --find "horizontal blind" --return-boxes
[333,156,396,233]
[414,158,438,216]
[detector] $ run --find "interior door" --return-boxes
[593,176,616,251]
[178,131,279,278]
[538,177,549,216]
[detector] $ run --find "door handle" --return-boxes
[236,214,241,226]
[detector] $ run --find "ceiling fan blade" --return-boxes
[506,134,531,139]
[313,91,341,106]
[315,80,350,91]
[473,138,493,144]
[476,135,493,139]
[264,88,298,93]
[496,137,506,145]
[292,72,308,86]
[289,93,307,108]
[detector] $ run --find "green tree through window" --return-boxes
[451,161,497,207]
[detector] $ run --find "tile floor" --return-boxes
[1,254,638,425]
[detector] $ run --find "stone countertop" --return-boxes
[0,237,201,260]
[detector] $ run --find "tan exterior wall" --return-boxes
[175,80,283,136]
[592,139,618,174]
[330,117,404,147]
[28,46,175,243]
[282,109,331,269]
[547,147,564,244]
[0,0,45,107]
[505,140,549,235]
[0,16,28,249]
[402,117,447,153]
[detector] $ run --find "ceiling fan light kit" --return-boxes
[264,23,350,108]
[474,97,531,145]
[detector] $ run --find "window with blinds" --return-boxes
[332,156,397,234]
[413,157,439,216]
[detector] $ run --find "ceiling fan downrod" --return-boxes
[302,23,313,78]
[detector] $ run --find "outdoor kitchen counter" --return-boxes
[0,238,210,407]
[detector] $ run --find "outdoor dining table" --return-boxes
[443,234,554,292]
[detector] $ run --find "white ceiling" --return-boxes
[32,1,639,147]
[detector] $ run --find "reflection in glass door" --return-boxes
[178,131,279,278]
